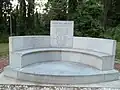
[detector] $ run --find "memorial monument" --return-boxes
[3,21,119,84]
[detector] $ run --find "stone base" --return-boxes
[3,61,119,84]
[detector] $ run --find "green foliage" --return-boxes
[44,0,68,20]
[43,0,104,37]
[0,0,12,37]
[73,0,104,37]
[0,35,8,43]
[1,0,120,62]
[0,0,120,43]
[0,43,8,57]
[104,25,120,41]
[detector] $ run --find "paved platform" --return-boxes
[0,72,120,88]
[3,61,119,84]
[19,61,108,76]
[0,61,120,87]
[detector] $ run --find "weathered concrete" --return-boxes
[3,61,119,84]
[1,72,120,88]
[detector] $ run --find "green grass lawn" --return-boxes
[0,43,8,57]
[0,43,120,62]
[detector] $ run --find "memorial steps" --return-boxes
[4,61,119,84]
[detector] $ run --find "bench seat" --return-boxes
[15,48,110,57]
[9,48,114,71]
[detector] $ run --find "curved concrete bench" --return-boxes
[3,35,118,84]
[9,36,116,71]
[11,48,112,71]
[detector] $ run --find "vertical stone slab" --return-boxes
[50,21,74,48]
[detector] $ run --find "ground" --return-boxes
[0,72,120,88]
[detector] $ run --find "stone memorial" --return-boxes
[50,21,73,48]
[3,20,119,84]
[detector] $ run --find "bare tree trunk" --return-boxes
[103,0,112,30]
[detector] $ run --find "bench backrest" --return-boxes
[73,37,116,55]
[10,36,116,56]
[9,36,51,52]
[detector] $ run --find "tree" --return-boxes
[68,0,78,14]
[44,0,68,20]
[25,0,35,34]
[16,0,27,35]
[0,0,12,34]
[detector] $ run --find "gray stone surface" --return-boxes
[1,72,120,88]
[73,37,116,55]
[19,61,103,75]
[50,21,73,48]
[3,61,119,84]
[9,48,114,70]
[9,36,50,52]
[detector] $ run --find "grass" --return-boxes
[0,42,120,62]
[0,43,8,57]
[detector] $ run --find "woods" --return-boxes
[0,0,120,42]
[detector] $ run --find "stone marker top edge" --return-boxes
[51,20,74,25]
[51,20,74,22]
[9,35,50,38]
[74,36,116,42]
